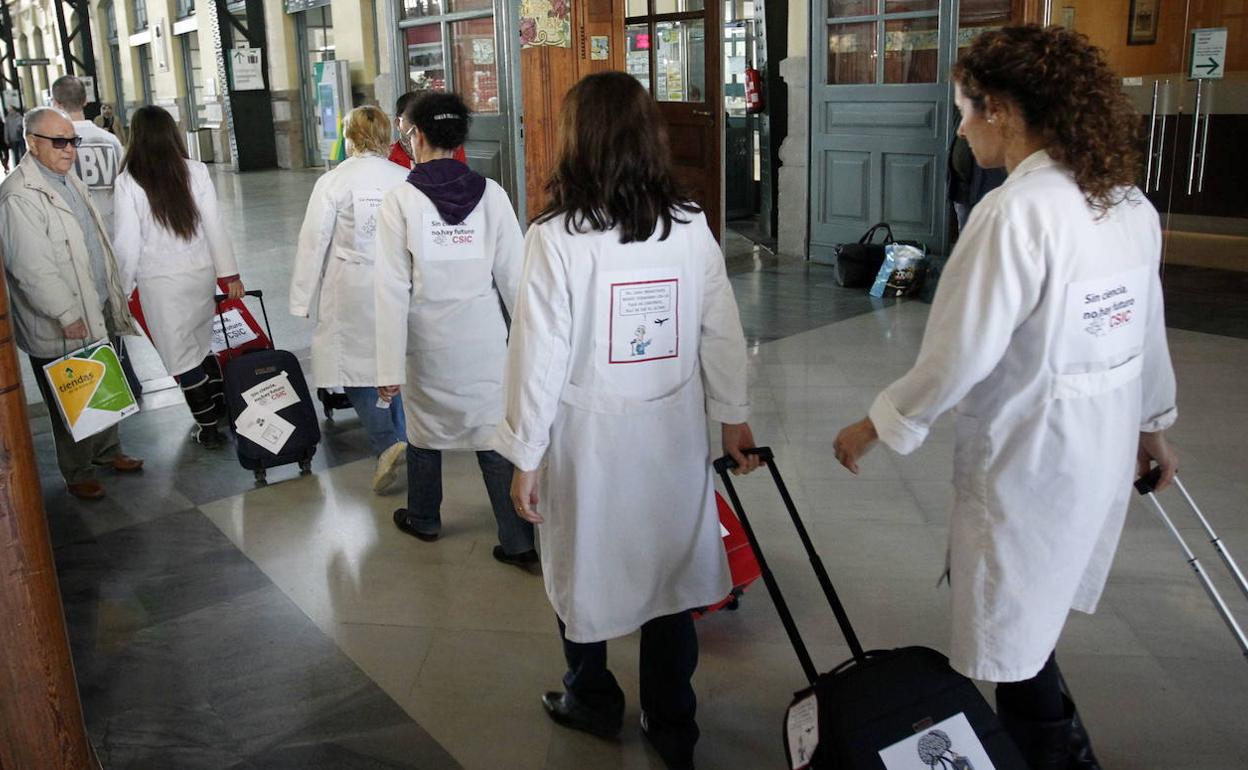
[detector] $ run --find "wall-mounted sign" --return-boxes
[14,58,51,66]
[285,0,331,11]
[591,36,609,61]
[1189,27,1228,80]
[229,47,265,91]
[80,75,97,102]
[520,0,571,49]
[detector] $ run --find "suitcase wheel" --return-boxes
[298,458,313,475]
[254,468,267,486]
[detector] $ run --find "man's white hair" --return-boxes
[24,106,70,136]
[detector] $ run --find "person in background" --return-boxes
[949,134,1007,235]
[387,89,467,169]
[290,105,409,494]
[5,105,26,166]
[112,106,243,448]
[83,101,101,122]
[52,77,124,237]
[93,102,126,145]
[0,107,143,499]
[493,72,757,770]
[833,26,1178,770]
[375,92,536,568]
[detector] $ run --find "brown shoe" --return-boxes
[67,480,105,500]
[95,455,144,473]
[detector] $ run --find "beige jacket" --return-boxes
[0,152,133,359]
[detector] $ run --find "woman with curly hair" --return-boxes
[833,26,1178,769]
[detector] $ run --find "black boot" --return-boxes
[202,355,227,424]
[998,708,1073,770]
[182,372,223,449]
[1059,678,1102,770]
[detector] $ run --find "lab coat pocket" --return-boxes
[558,373,698,417]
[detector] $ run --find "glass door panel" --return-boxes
[406,24,447,91]
[450,18,499,113]
[656,19,706,102]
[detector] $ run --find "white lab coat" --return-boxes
[289,153,409,387]
[493,212,751,643]
[374,177,523,449]
[868,151,1177,681]
[112,159,238,376]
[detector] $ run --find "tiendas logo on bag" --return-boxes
[49,358,106,426]
[43,345,140,441]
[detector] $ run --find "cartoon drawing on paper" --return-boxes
[877,713,994,770]
[609,277,679,363]
[631,325,653,356]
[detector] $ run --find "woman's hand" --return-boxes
[834,417,879,475]
[511,468,543,524]
[377,385,400,403]
[226,279,245,300]
[1137,430,1178,493]
[722,422,760,475]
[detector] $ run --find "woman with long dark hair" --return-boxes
[113,105,243,447]
[493,71,758,770]
[833,26,1178,769]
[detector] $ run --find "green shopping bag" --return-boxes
[42,340,140,441]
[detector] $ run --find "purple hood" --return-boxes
[406,159,486,226]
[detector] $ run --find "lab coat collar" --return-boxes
[1006,149,1056,184]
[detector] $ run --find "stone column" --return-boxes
[776,54,808,259]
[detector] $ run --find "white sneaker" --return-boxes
[372,441,407,494]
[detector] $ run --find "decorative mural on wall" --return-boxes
[520,0,572,49]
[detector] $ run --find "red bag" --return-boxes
[127,279,271,367]
[695,492,763,618]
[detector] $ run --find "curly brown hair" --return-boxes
[952,25,1141,215]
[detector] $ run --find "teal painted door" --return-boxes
[808,0,954,263]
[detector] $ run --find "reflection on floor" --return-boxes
[31,169,1248,768]
[1161,264,1248,340]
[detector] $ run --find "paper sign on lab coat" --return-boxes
[1062,266,1149,367]
[785,694,819,769]
[210,308,261,353]
[608,278,679,364]
[241,372,301,412]
[877,712,995,770]
[422,209,485,262]
[352,189,384,253]
[234,404,295,455]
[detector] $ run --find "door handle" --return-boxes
[1187,78,1203,195]
[691,109,713,117]
[1153,81,1169,193]
[1197,85,1212,193]
[1144,80,1159,192]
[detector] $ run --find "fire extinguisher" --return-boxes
[744,66,765,113]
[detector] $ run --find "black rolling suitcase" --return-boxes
[714,447,1026,770]
[216,290,321,485]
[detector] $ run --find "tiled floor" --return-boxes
[28,167,1248,769]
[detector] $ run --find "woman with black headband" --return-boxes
[375,92,537,568]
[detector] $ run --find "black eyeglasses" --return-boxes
[31,133,83,149]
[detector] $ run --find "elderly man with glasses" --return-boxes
[0,106,143,500]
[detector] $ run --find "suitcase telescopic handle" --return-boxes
[1134,468,1248,660]
[715,448,868,683]
[214,289,275,350]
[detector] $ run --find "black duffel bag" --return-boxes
[833,222,895,288]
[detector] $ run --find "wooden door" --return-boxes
[624,0,723,239]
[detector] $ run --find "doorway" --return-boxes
[625,0,724,239]
[394,0,524,214]
[296,4,336,167]
[724,2,768,245]
[1063,0,1248,338]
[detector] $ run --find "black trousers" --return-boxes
[996,651,1064,722]
[558,610,700,753]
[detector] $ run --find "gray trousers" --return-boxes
[29,353,123,485]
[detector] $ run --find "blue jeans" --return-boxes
[343,387,406,456]
[404,445,535,554]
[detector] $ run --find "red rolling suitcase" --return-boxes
[695,493,763,618]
